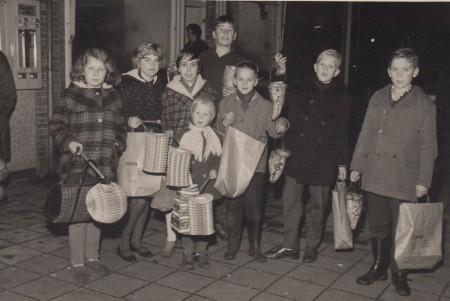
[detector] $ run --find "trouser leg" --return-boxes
[120,198,146,250]
[282,176,304,249]
[131,199,150,247]
[305,185,330,249]
[69,222,87,266]
[226,197,243,253]
[181,235,195,255]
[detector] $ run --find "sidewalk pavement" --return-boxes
[0,178,449,301]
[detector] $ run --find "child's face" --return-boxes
[138,54,161,78]
[179,56,199,84]
[388,58,419,90]
[192,103,213,128]
[83,56,107,88]
[314,55,340,84]
[212,22,236,47]
[234,67,258,95]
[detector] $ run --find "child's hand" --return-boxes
[222,85,236,97]
[275,117,289,134]
[274,53,287,76]
[209,170,217,180]
[128,117,142,128]
[222,112,235,127]
[68,141,83,154]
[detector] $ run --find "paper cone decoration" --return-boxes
[345,192,363,229]
[223,65,236,88]
[268,148,291,183]
[269,81,287,120]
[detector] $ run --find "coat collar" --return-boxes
[167,74,206,99]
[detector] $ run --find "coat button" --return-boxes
[309,99,314,104]
[98,118,103,123]
[322,121,326,126]
[304,117,309,120]
[300,133,305,137]
[378,129,383,133]
[383,109,387,114]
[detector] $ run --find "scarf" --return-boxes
[179,123,222,162]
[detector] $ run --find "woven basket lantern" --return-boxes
[188,193,214,236]
[143,132,171,173]
[166,147,192,187]
[86,182,127,224]
[0,158,9,183]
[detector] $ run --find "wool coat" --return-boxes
[350,85,437,201]
[50,82,127,182]
[161,74,218,136]
[0,51,17,162]
[283,75,351,186]
[216,91,285,173]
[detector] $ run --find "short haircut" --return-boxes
[186,23,202,38]
[316,49,342,68]
[191,97,216,121]
[388,48,419,68]
[132,41,166,68]
[176,48,200,68]
[71,48,121,86]
[214,15,236,31]
[235,61,259,77]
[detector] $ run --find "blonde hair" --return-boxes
[191,97,216,122]
[316,49,342,68]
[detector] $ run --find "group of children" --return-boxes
[49,14,437,297]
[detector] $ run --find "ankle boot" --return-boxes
[357,237,390,285]
[392,271,411,296]
[247,221,267,263]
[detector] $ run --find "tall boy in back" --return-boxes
[216,61,288,262]
[265,50,351,264]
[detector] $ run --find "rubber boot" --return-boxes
[247,221,267,263]
[392,271,411,296]
[357,237,391,285]
[224,219,241,260]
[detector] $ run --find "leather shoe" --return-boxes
[117,246,137,262]
[303,247,318,263]
[215,223,228,241]
[130,244,153,258]
[224,249,238,260]
[392,272,411,296]
[265,244,300,259]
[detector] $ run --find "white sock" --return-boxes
[165,211,176,241]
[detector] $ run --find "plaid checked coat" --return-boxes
[50,82,127,182]
[161,74,218,136]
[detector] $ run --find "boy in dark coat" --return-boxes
[265,49,351,263]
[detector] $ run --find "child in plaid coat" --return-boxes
[50,48,127,283]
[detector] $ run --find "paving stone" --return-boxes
[124,283,190,301]
[266,277,325,300]
[99,250,137,272]
[12,276,78,300]
[331,274,388,299]
[251,292,292,301]
[209,248,254,266]
[15,253,68,275]
[425,264,450,281]
[187,259,240,279]
[1,215,45,227]
[85,273,148,297]
[118,260,177,282]
[51,288,123,301]
[408,273,447,295]
[0,228,45,244]
[20,235,68,253]
[147,250,185,269]
[0,223,15,233]
[379,284,440,301]
[24,222,54,235]
[315,288,376,301]
[261,231,284,245]
[0,239,14,249]
[286,264,341,286]
[444,286,450,298]
[0,266,41,289]
[50,246,71,260]
[184,295,215,301]
[0,245,42,265]
[0,290,36,301]
[51,266,105,285]
[223,267,279,290]
[245,258,297,276]
[320,244,367,262]
[304,254,354,273]
[156,270,215,293]
[144,231,168,248]
[196,280,260,301]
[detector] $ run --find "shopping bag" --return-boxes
[345,181,363,229]
[332,180,353,250]
[117,132,162,197]
[214,126,266,198]
[394,199,443,269]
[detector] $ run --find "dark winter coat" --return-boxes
[118,69,167,132]
[0,51,17,162]
[283,75,351,186]
[350,85,437,201]
[50,82,127,182]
